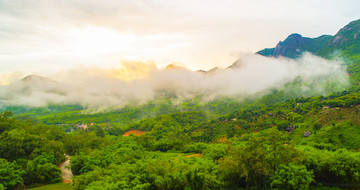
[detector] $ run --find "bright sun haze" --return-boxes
[0,0,359,82]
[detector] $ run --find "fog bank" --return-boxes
[0,53,349,109]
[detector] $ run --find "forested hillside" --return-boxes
[1,19,360,189]
[2,89,360,189]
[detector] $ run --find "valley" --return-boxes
[1,16,360,190]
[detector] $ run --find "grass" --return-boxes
[28,183,72,190]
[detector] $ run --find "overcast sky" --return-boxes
[0,0,359,82]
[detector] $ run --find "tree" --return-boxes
[24,154,62,184]
[0,158,24,189]
[218,128,303,188]
[271,163,314,190]
[0,111,14,133]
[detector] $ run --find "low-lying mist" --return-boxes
[0,53,349,110]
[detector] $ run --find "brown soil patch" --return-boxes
[235,125,241,130]
[217,137,228,143]
[123,130,147,136]
[186,154,202,158]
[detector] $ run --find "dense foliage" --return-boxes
[2,88,360,189]
[0,112,64,189]
[1,19,360,190]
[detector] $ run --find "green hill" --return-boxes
[257,34,332,59]
[257,19,360,84]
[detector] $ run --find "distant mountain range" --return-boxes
[253,19,360,84]
[197,19,360,76]
[256,19,360,59]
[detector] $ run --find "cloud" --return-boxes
[1,0,360,72]
[0,53,349,109]
[0,72,24,85]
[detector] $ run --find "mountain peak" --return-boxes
[255,18,360,80]
[330,19,360,47]
[165,63,187,70]
[22,75,48,81]
[285,33,303,40]
[257,33,332,58]
[272,33,307,58]
[20,75,57,84]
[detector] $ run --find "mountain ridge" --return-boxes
[256,19,360,59]
[256,33,333,58]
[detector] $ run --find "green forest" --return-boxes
[2,86,360,189]
[1,19,360,190]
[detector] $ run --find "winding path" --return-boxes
[59,155,73,183]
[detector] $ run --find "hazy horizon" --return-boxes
[0,53,349,109]
[0,0,360,84]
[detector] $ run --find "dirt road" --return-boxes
[59,155,73,183]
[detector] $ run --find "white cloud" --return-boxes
[0,0,359,74]
[0,53,349,109]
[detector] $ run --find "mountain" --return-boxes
[19,74,56,84]
[317,19,360,57]
[322,19,360,49]
[197,59,243,73]
[3,75,63,97]
[322,19,360,85]
[256,33,332,58]
[257,19,360,59]
[10,75,57,89]
[165,63,189,71]
[256,19,360,84]
[3,20,360,190]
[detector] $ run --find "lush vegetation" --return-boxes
[1,19,360,189]
[0,112,64,189]
[2,88,360,189]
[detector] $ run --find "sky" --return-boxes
[0,0,360,83]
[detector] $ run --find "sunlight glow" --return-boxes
[68,27,137,55]
[107,61,158,81]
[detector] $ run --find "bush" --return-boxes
[271,163,314,190]
[0,158,24,189]
[24,154,62,184]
